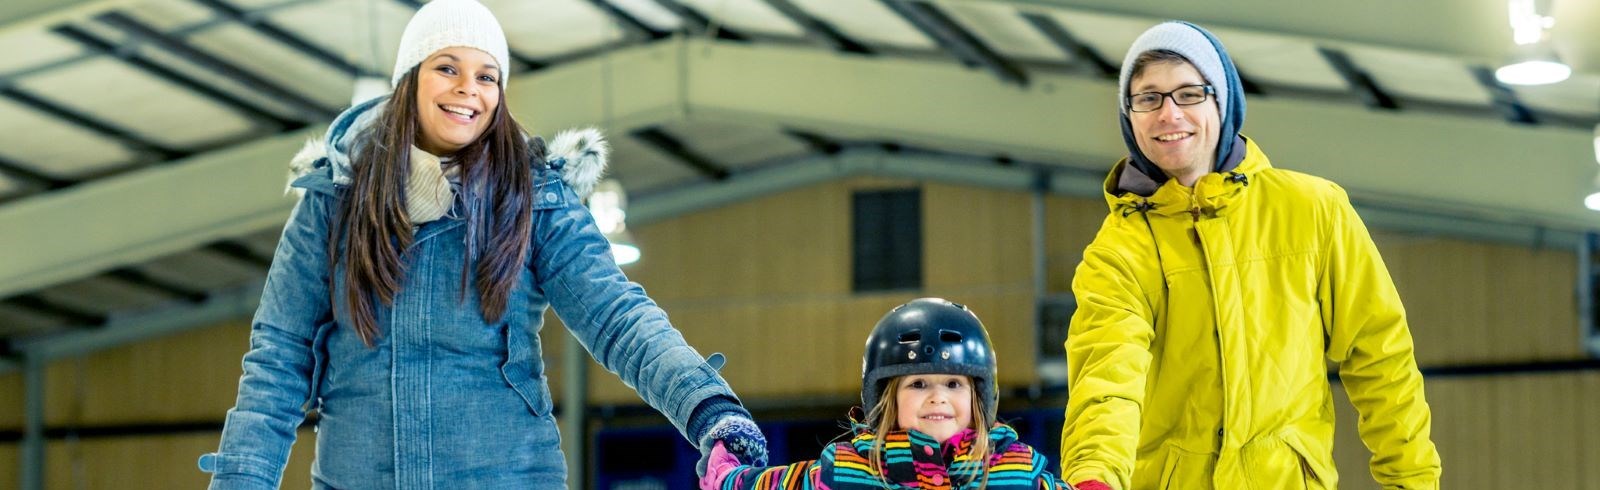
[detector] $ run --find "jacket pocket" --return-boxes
[197,451,278,484]
[1146,443,1216,490]
[501,324,552,416]
[1154,443,1190,490]
[300,320,335,413]
[1279,431,1333,490]
[1158,450,1180,490]
[532,177,567,211]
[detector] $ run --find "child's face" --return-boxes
[895,374,974,444]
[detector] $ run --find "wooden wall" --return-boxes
[19,430,316,489]
[1375,234,1582,364]
[0,323,315,489]
[1331,372,1600,489]
[545,179,1041,405]
[0,176,1592,488]
[1,370,20,428]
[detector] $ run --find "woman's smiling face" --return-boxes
[414,47,501,155]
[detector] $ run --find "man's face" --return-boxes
[1128,61,1220,186]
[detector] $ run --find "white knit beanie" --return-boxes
[391,0,510,89]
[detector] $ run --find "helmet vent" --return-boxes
[898,331,921,343]
[940,330,963,343]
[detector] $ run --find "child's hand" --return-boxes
[697,441,741,490]
[1073,480,1113,490]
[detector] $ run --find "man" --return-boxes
[1060,21,1441,490]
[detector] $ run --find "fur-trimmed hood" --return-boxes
[287,96,609,198]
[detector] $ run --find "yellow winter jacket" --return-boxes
[1061,138,1440,490]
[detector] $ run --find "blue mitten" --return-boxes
[690,354,766,476]
[696,414,768,476]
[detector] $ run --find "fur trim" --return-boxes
[286,138,328,198]
[546,127,609,198]
[284,126,610,199]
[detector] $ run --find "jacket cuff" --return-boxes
[1384,479,1439,490]
[199,452,280,489]
[687,395,747,444]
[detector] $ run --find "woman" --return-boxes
[199,1,766,488]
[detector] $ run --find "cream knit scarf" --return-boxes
[405,146,460,224]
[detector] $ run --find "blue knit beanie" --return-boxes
[1117,21,1246,183]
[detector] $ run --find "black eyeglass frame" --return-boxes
[1127,84,1215,113]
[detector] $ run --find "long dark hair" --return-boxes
[332,66,536,346]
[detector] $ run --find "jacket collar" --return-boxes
[1104,135,1269,219]
[848,424,1021,483]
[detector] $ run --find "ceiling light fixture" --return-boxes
[1586,90,1600,212]
[350,76,390,105]
[587,179,640,265]
[1496,0,1570,86]
[1593,122,1599,165]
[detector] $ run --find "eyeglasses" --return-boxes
[1127,85,1214,113]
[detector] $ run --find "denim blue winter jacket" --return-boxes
[200,97,740,489]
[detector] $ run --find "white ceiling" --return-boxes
[0,0,1596,341]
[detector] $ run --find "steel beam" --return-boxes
[584,0,668,41]
[1317,47,1399,110]
[760,0,871,54]
[783,129,843,155]
[0,85,183,160]
[0,155,73,191]
[96,11,337,121]
[1469,65,1539,125]
[51,23,299,129]
[4,38,1596,302]
[193,0,381,78]
[10,280,262,363]
[5,294,106,326]
[1020,12,1114,78]
[651,0,747,41]
[632,127,730,180]
[882,0,1026,86]
[20,356,44,490]
[106,267,209,303]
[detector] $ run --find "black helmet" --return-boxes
[861,298,997,422]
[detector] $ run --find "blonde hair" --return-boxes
[863,376,992,489]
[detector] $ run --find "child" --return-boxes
[700,298,1068,489]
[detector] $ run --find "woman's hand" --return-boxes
[696,414,768,476]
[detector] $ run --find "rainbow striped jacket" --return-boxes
[708,424,1066,490]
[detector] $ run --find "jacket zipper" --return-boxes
[1190,185,1228,453]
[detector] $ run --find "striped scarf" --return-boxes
[709,424,1064,490]
[828,425,1058,490]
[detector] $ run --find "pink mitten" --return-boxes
[1074,481,1113,490]
[698,441,742,490]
